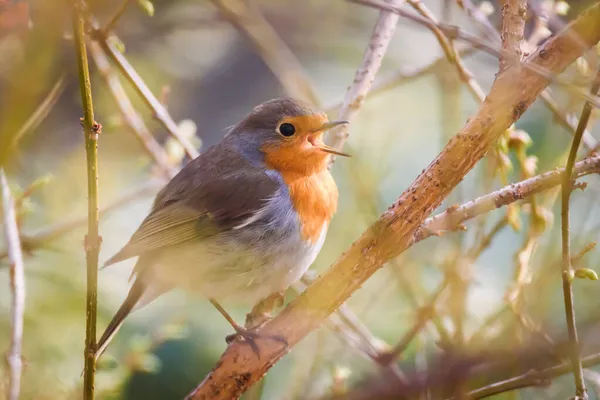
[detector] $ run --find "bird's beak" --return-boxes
[311,120,351,157]
[313,143,351,157]
[318,120,349,131]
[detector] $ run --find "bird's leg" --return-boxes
[245,290,285,329]
[209,298,287,357]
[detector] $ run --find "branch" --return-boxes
[323,45,477,113]
[499,0,526,71]
[414,155,600,242]
[297,272,389,362]
[88,41,175,179]
[327,0,403,155]
[464,352,600,399]
[1,170,26,400]
[90,25,199,160]
[454,0,597,150]
[186,3,600,399]
[209,0,319,105]
[103,0,129,34]
[11,76,66,151]
[352,0,600,108]
[73,3,101,398]
[0,180,161,262]
[560,66,600,399]
[406,0,486,102]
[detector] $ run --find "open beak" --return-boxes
[318,120,349,131]
[311,120,351,157]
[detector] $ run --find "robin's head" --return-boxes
[229,98,349,175]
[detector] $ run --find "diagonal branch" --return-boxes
[352,0,600,108]
[90,25,199,160]
[186,3,600,399]
[327,0,403,155]
[209,0,319,105]
[454,0,597,150]
[88,41,175,179]
[1,170,26,400]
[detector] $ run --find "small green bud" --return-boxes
[574,268,599,281]
[508,129,532,150]
[137,0,155,17]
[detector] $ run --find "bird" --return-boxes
[96,97,349,359]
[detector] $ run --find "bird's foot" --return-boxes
[244,291,285,329]
[225,324,288,358]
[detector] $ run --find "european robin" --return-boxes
[96,97,349,358]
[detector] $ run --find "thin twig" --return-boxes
[463,352,600,399]
[90,24,199,160]
[560,67,600,400]
[297,272,389,362]
[406,0,487,102]
[186,4,600,398]
[457,0,500,43]
[209,0,319,105]
[327,0,403,156]
[414,155,600,243]
[103,0,130,34]
[0,180,162,262]
[73,3,101,398]
[455,0,597,150]
[11,76,66,150]
[541,89,597,151]
[377,280,449,365]
[323,45,477,113]
[1,170,26,400]
[351,0,600,108]
[88,41,175,178]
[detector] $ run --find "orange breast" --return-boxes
[279,169,338,244]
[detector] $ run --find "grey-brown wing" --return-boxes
[104,145,279,267]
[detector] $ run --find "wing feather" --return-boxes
[103,144,280,268]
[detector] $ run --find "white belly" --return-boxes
[149,224,328,303]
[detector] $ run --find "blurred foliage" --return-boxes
[0,0,599,399]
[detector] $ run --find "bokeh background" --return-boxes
[1,0,600,399]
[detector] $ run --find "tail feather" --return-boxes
[95,278,145,362]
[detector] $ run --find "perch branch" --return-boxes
[327,0,403,155]
[1,170,26,400]
[186,3,600,399]
[73,3,101,398]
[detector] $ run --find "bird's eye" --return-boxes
[278,123,296,137]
